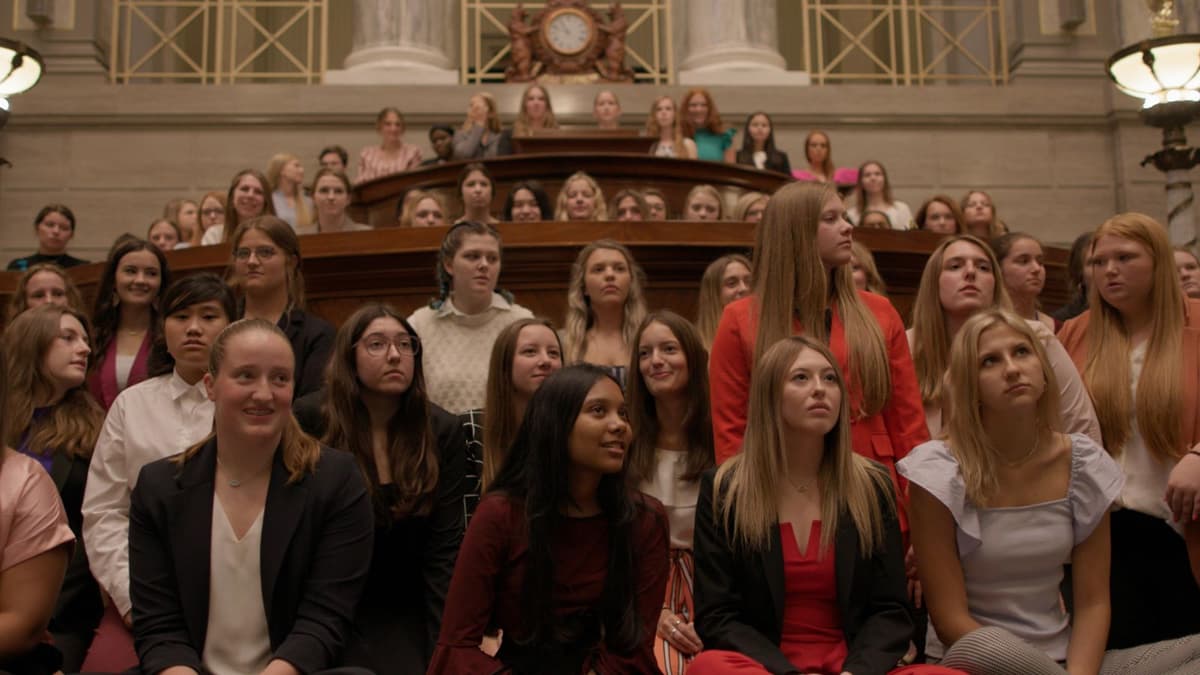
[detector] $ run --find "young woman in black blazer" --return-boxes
[734,112,791,175]
[293,303,467,671]
[129,319,374,675]
[691,336,952,675]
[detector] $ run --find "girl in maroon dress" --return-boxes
[691,336,959,675]
[428,364,669,674]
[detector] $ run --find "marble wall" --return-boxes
[0,79,1184,262]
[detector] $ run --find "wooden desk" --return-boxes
[509,129,655,155]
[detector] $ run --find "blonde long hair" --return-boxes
[943,309,1061,505]
[752,181,891,418]
[696,254,751,348]
[3,305,103,460]
[909,234,1012,405]
[714,336,893,553]
[176,319,320,483]
[563,240,647,364]
[512,84,559,137]
[646,96,690,157]
[266,153,312,231]
[555,171,608,221]
[1082,213,1185,461]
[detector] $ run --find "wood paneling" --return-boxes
[0,223,1068,331]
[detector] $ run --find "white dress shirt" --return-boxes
[82,370,215,617]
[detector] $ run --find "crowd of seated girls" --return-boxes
[5,85,1056,257]
[6,88,1200,675]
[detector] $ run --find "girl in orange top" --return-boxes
[709,181,927,533]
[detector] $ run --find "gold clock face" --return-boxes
[544,9,594,56]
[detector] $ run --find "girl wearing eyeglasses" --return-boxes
[293,303,468,671]
[226,215,333,398]
[407,222,533,414]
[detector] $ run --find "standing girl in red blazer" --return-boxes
[709,181,927,531]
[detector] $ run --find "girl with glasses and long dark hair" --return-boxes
[293,303,468,671]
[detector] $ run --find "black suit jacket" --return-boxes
[693,467,912,675]
[48,450,103,640]
[129,438,373,674]
[734,149,792,176]
[277,308,335,400]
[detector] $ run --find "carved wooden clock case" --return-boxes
[528,0,607,79]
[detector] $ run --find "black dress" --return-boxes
[293,392,469,670]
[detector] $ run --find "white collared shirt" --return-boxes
[82,370,215,617]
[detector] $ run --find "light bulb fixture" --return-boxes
[0,38,43,97]
[1106,8,1200,249]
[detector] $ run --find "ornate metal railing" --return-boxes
[460,0,674,85]
[801,0,1008,85]
[109,0,329,83]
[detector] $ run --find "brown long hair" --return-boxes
[625,311,714,485]
[3,305,103,460]
[1082,213,1186,461]
[481,317,563,491]
[220,168,277,243]
[226,215,307,311]
[175,319,319,483]
[322,304,439,517]
[714,336,893,553]
[751,181,891,418]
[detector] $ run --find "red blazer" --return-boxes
[1057,298,1200,453]
[86,333,151,411]
[708,293,928,529]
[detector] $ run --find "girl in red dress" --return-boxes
[709,181,927,535]
[692,335,958,675]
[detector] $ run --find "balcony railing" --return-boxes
[109,0,329,83]
[801,0,1009,85]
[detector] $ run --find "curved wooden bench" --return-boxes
[0,223,1068,331]
[351,153,794,227]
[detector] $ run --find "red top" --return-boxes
[427,492,670,674]
[780,521,848,674]
[708,293,928,530]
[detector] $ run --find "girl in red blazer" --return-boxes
[709,181,927,532]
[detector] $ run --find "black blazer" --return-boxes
[47,450,103,643]
[693,467,912,675]
[734,149,792,176]
[129,438,373,674]
[293,388,470,665]
[277,308,335,400]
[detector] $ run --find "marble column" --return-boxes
[677,0,809,85]
[324,0,457,85]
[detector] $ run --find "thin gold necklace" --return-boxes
[1001,434,1043,468]
[786,475,810,494]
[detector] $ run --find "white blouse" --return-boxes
[203,500,271,675]
[82,371,215,617]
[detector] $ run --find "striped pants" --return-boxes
[936,626,1200,675]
